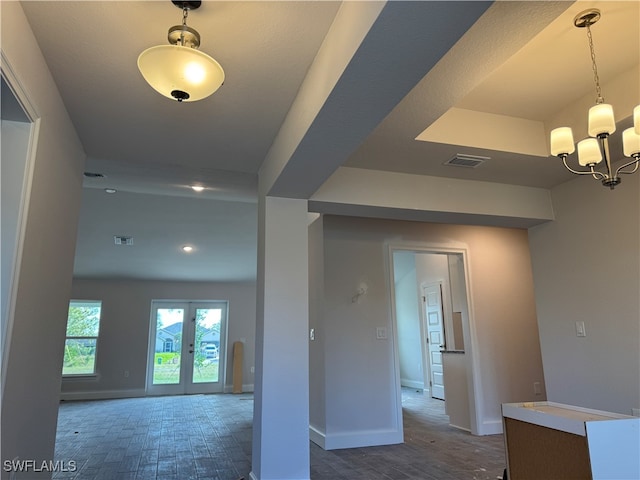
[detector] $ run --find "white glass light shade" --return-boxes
[550,127,575,156]
[622,127,640,157]
[137,45,224,102]
[635,105,640,135]
[588,103,615,137]
[577,138,602,166]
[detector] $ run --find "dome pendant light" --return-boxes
[138,1,224,102]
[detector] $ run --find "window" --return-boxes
[62,300,102,376]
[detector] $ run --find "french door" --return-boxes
[147,301,228,395]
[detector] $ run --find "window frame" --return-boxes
[62,300,102,377]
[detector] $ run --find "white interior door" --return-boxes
[147,301,228,395]
[423,283,445,400]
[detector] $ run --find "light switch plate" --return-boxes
[575,321,586,337]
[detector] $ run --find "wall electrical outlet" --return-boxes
[376,327,387,339]
[124,370,129,378]
[533,382,542,395]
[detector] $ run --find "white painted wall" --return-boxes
[309,215,326,436]
[1,119,31,362]
[63,279,256,398]
[529,174,640,415]
[1,2,86,475]
[311,167,554,228]
[321,215,546,438]
[393,252,422,389]
[321,216,403,449]
[252,197,310,480]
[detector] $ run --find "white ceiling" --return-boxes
[12,0,640,282]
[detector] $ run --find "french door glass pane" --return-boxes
[192,308,222,383]
[152,308,184,385]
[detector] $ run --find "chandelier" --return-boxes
[550,9,640,189]
[137,1,224,102]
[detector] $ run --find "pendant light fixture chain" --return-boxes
[182,5,189,26]
[585,24,603,105]
[179,5,189,46]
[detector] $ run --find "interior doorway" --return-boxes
[390,246,477,433]
[146,300,228,395]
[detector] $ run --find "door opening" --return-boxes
[390,246,477,434]
[146,301,228,395]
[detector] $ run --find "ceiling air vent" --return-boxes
[114,236,133,246]
[444,154,489,168]
[84,172,105,178]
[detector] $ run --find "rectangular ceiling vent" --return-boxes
[114,235,133,246]
[444,154,489,168]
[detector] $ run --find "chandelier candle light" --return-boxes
[138,1,224,102]
[550,9,640,189]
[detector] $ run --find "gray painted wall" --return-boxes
[1,2,86,476]
[529,174,640,415]
[65,279,257,397]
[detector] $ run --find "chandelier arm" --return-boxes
[589,167,607,180]
[560,155,605,178]
[615,157,640,176]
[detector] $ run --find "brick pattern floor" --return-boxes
[54,389,506,479]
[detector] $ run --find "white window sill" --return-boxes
[62,373,100,381]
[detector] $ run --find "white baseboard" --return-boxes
[478,419,503,435]
[449,423,471,433]
[60,389,146,401]
[316,428,403,450]
[309,425,326,449]
[401,379,424,390]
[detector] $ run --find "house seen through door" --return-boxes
[147,301,228,395]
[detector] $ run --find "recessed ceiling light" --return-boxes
[191,185,205,192]
[104,188,117,194]
[182,245,194,253]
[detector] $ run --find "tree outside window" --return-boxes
[62,300,102,375]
